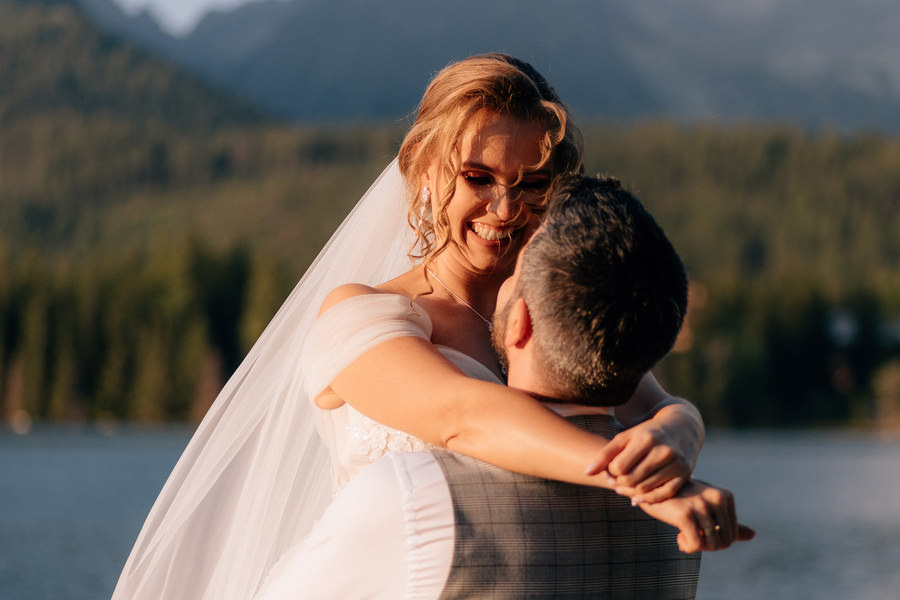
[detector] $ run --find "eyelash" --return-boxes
[461,173,550,190]
[462,173,492,186]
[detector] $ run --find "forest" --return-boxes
[3,119,900,429]
[2,0,900,430]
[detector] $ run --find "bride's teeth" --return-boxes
[472,223,511,241]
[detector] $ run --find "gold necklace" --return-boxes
[425,268,492,328]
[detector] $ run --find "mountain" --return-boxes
[0,0,262,129]
[79,0,900,131]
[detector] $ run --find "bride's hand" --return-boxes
[636,479,756,553]
[592,373,705,502]
[586,416,699,503]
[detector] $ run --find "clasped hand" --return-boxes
[586,419,697,503]
[586,419,754,553]
[639,480,756,553]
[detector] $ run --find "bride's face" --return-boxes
[428,111,550,277]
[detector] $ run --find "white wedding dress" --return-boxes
[250,292,501,599]
[303,292,502,491]
[112,159,498,600]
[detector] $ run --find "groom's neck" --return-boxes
[504,334,611,414]
[505,357,615,415]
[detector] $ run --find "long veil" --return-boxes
[113,159,417,599]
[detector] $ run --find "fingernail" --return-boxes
[630,497,644,506]
[584,461,600,475]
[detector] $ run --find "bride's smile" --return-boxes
[469,221,516,241]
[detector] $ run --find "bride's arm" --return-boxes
[328,331,622,488]
[589,373,706,503]
[318,286,702,494]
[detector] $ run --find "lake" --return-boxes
[1,426,899,599]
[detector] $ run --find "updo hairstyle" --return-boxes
[397,53,584,265]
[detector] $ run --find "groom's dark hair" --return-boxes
[515,174,688,405]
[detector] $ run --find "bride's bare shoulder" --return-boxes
[318,283,382,316]
[319,268,424,316]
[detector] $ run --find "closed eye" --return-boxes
[462,172,494,186]
[462,172,550,191]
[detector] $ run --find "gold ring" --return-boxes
[701,524,721,537]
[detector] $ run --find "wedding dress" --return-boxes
[246,293,501,599]
[303,293,502,491]
[112,159,462,600]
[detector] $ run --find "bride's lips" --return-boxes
[468,221,519,243]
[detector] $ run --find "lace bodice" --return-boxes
[315,405,434,491]
[300,293,502,491]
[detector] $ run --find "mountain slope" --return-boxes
[0,0,261,129]
[81,0,900,131]
[182,0,659,121]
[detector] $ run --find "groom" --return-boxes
[257,175,752,599]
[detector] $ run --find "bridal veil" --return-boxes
[113,159,418,599]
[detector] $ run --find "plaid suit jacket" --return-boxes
[432,413,700,599]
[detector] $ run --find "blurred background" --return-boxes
[1,0,899,598]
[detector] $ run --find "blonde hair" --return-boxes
[398,53,584,265]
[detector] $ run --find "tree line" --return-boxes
[2,120,899,429]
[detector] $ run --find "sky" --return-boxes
[113,0,257,36]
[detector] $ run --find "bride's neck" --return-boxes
[422,263,504,316]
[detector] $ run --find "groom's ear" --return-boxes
[504,298,533,349]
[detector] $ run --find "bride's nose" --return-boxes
[487,187,517,221]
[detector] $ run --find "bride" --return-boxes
[113,54,705,599]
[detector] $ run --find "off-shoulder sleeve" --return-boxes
[300,293,433,399]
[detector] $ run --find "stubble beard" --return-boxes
[490,298,512,377]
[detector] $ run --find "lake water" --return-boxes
[1,426,899,599]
